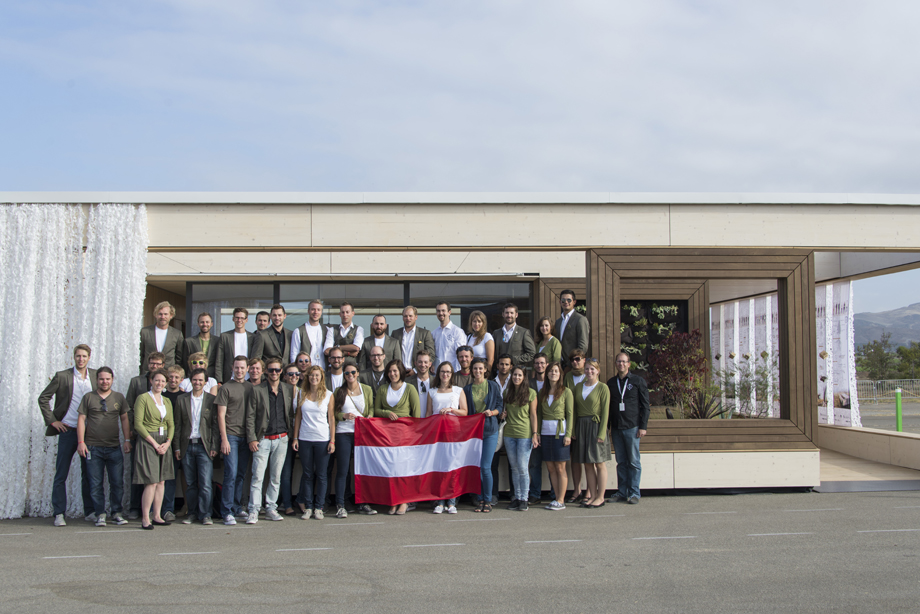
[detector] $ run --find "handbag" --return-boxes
[495,420,505,452]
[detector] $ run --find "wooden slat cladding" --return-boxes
[586,247,818,452]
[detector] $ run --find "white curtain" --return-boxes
[0,203,147,519]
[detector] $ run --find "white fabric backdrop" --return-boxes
[0,203,147,519]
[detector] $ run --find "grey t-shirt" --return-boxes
[215,381,253,437]
[77,391,128,447]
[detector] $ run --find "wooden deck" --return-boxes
[818,449,920,492]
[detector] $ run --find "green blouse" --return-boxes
[503,389,537,439]
[334,384,375,421]
[470,382,488,414]
[538,388,574,437]
[374,383,421,418]
[537,336,562,364]
[573,382,610,434]
[133,392,175,440]
[563,371,585,392]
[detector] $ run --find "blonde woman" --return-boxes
[466,310,495,373]
[535,317,562,365]
[571,358,611,508]
[133,369,175,529]
[292,365,335,519]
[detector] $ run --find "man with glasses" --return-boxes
[294,351,312,376]
[452,346,474,388]
[290,299,326,370]
[174,368,218,525]
[76,366,131,527]
[406,350,435,415]
[216,308,264,383]
[261,304,292,365]
[277,364,302,515]
[216,356,254,525]
[606,352,650,505]
[185,312,219,381]
[124,352,164,520]
[554,290,589,370]
[325,347,346,392]
[392,305,435,378]
[358,347,388,397]
[245,358,294,523]
[161,365,186,522]
[492,303,536,371]
[431,302,466,371]
[357,315,401,372]
[324,302,364,368]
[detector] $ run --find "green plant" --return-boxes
[651,303,679,319]
[634,317,648,327]
[620,323,627,333]
[620,344,640,355]
[623,305,639,318]
[633,330,647,338]
[685,388,731,419]
[647,329,708,414]
[714,352,779,418]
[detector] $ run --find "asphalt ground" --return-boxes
[2,490,919,614]
[858,402,920,435]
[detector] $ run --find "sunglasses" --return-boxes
[571,356,584,362]
[191,360,206,365]
[297,358,310,363]
[344,370,358,376]
[285,372,300,378]
[266,368,282,374]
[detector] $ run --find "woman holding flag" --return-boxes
[374,360,421,515]
[428,361,468,514]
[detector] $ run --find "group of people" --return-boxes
[38,289,650,528]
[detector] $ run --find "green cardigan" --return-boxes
[374,383,421,418]
[572,382,610,434]
[537,336,562,364]
[335,383,375,421]
[133,392,175,440]
[537,388,574,437]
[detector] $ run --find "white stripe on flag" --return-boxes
[355,439,483,478]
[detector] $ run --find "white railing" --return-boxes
[857,380,920,404]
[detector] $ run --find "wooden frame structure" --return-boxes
[586,248,818,452]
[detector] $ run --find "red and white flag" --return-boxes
[354,414,484,506]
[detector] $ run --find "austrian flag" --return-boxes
[354,414,485,506]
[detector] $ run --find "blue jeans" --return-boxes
[52,429,93,516]
[478,431,499,503]
[611,427,642,499]
[504,437,533,502]
[333,433,354,508]
[528,444,554,500]
[163,477,176,515]
[85,445,124,516]
[220,435,250,517]
[298,440,330,510]
[182,441,213,518]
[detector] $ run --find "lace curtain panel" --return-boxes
[0,203,147,519]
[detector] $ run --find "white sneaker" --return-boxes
[223,514,237,526]
[313,509,324,520]
[301,509,312,520]
[246,512,258,524]
[85,513,97,522]
[432,505,444,514]
[407,503,417,511]
[163,511,176,522]
[446,505,458,514]
[336,507,347,519]
[112,513,128,525]
[53,514,66,527]
[202,516,213,525]
[234,510,248,519]
[95,513,106,527]
[545,500,566,511]
[266,509,284,521]
[182,514,196,525]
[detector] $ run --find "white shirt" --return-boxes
[155,326,168,351]
[63,368,92,428]
[298,390,333,442]
[180,377,218,393]
[400,327,417,370]
[414,376,431,416]
[234,331,248,358]
[502,324,516,343]
[386,384,407,407]
[558,310,573,339]
[374,336,385,347]
[290,322,326,370]
[336,391,365,434]
[572,373,585,386]
[323,324,365,352]
[148,391,167,420]
[429,386,463,415]
[189,392,203,439]
[468,332,493,360]
[432,321,466,371]
[582,382,597,400]
[497,374,511,396]
[329,373,344,392]
[534,379,545,392]
[541,394,565,436]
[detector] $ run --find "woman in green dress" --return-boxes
[570,358,611,508]
[374,360,421,515]
[133,369,175,529]
[535,317,562,364]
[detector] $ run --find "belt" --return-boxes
[264,432,287,440]
[189,437,200,444]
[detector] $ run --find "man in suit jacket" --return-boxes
[245,357,295,523]
[406,350,435,418]
[358,346,388,397]
[139,300,185,373]
[290,299,326,370]
[184,312,219,380]
[357,315,402,371]
[261,304,292,365]
[606,352,651,504]
[215,307,264,383]
[172,368,218,525]
[37,344,97,525]
[555,289,590,369]
[392,305,436,378]
[492,302,536,370]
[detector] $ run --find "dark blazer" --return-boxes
[492,325,537,368]
[356,336,402,371]
[246,381,295,443]
[215,330,264,383]
[125,373,151,434]
[325,372,345,393]
[359,370,387,397]
[554,311,590,368]
[606,373,651,431]
[391,327,436,370]
[463,380,504,437]
[172,391,218,458]
[184,334,220,380]
[139,325,185,373]
[260,327,293,364]
[406,374,435,391]
[528,377,546,393]
[37,368,99,436]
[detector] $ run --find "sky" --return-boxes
[2,1,919,307]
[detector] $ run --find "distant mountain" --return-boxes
[854,302,920,347]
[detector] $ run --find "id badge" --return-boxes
[159,426,164,436]
[619,403,626,412]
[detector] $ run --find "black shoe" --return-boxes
[507,499,520,511]
[518,500,529,511]
[627,497,639,505]
[152,519,171,526]
[527,496,541,505]
[611,493,628,503]
[141,523,154,530]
